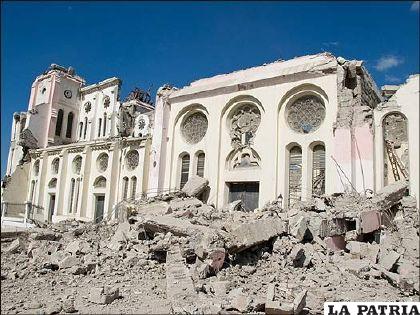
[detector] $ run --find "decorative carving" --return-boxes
[125,87,153,105]
[97,153,109,172]
[286,95,325,134]
[48,178,57,188]
[118,103,136,137]
[229,147,260,170]
[125,150,139,170]
[181,112,208,144]
[230,105,261,149]
[84,102,92,113]
[51,158,60,174]
[93,176,106,188]
[103,96,110,108]
[18,129,39,164]
[33,160,40,176]
[72,156,82,174]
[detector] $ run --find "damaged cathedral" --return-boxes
[1,53,419,225]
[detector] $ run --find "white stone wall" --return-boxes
[162,72,339,209]
[374,75,419,207]
[25,138,149,223]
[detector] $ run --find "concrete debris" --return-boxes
[181,175,209,197]
[1,187,418,314]
[88,286,120,304]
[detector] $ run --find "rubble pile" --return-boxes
[1,179,419,314]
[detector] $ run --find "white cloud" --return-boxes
[374,55,404,72]
[385,74,401,83]
[410,1,419,11]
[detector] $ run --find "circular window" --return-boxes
[72,156,82,174]
[181,112,208,144]
[51,158,60,174]
[33,160,40,176]
[84,102,92,113]
[286,95,325,134]
[125,150,139,171]
[97,153,109,172]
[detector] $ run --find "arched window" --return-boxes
[288,146,302,207]
[51,158,60,174]
[103,113,107,137]
[74,179,80,214]
[29,180,36,204]
[79,121,83,139]
[180,154,190,189]
[312,144,326,196]
[69,178,75,213]
[130,176,137,200]
[97,118,102,138]
[83,117,88,139]
[66,112,74,138]
[93,176,107,188]
[55,109,64,136]
[122,177,129,200]
[196,152,205,177]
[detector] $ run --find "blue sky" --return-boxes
[1,1,419,176]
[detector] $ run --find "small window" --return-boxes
[103,113,107,137]
[288,146,302,207]
[97,118,102,138]
[196,153,205,177]
[312,144,326,196]
[122,177,129,200]
[83,117,88,139]
[79,122,83,139]
[41,87,47,94]
[180,154,190,189]
[69,178,76,213]
[66,112,74,138]
[55,109,64,137]
[130,176,137,200]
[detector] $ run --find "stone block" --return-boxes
[181,175,209,197]
[169,198,202,211]
[324,235,346,251]
[346,241,379,263]
[7,238,24,254]
[359,210,381,234]
[289,215,309,242]
[88,286,119,305]
[59,256,80,269]
[370,180,408,210]
[378,249,400,271]
[228,218,285,253]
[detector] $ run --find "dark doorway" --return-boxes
[48,194,56,222]
[228,182,259,211]
[94,195,105,223]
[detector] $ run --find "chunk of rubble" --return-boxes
[378,249,400,271]
[346,241,379,263]
[369,180,408,210]
[88,286,120,305]
[289,215,310,242]
[359,210,381,234]
[227,218,285,253]
[6,238,24,254]
[224,200,243,212]
[181,175,209,197]
[265,283,307,315]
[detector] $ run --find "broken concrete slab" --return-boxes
[228,218,285,253]
[324,235,346,251]
[378,249,400,271]
[359,210,381,234]
[369,180,408,210]
[346,241,379,263]
[293,290,307,315]
[6,238,24,254]
[169,198,202,211]
[88,286,120,305]
[289,215,309,242]
[181,175,209,197]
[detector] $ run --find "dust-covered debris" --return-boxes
[1,177,418,314]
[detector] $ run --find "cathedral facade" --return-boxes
[2,53,419,225]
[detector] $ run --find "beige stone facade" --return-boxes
[2,53,419,226]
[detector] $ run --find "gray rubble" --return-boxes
[1,178,418,314]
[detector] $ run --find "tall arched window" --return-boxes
[122,177,129,200]
[79,122,83,139]
[74,179,80,214]
[97,118,102,138]
[55,109,64,136]
[103,113,107,137]
[66,112,74,138]
[130,176,137,200]
[312,144,326,196]
[196,152,205,177]
[29,180,36,204]
[69,178,75,213]
[83,117,88,139]
[288,146,302,207]
[180,154,190,189]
